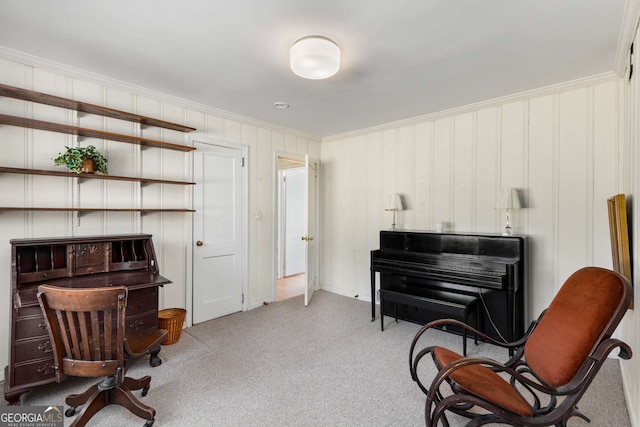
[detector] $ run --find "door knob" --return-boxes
[301,236,314,241]
[196,241,203,246]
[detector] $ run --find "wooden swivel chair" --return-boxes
[37,285,168,427]
[409,266,633,426]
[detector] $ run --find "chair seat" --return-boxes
[126,328,168,357]
[433,346,532,416]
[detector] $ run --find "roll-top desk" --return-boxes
[4,234,171,404]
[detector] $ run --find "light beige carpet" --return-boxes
[7,290,631,426]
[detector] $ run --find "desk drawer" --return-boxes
[12,358,55,386]
[126,311,158,331]
[15,316,49,340]
[127,288,157,317]
[14,336,54,363]
[17,304,43,318]
[16,298,158,341]
[15,311,157,361]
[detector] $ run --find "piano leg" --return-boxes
[380,298,399,331]
[370,269,376,321]
[380,292,386,331]
[463,329,467,356]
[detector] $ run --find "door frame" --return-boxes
[188,135,249,326]
[272,152,320,302]
[278,167,306,278]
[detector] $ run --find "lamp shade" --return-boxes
[496,188,521,209]
[290,36,341,80]
[387,194,403,211]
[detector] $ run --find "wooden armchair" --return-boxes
[409,266,632,426]
[37,285,168,427]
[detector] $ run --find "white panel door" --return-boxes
[304,156,319,306]
[284,168,306,276]
[193,142,244,324]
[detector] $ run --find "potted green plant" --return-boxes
[53,145,108,174]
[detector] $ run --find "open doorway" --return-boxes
[276,156,306,301]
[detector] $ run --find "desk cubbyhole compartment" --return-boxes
[17,245,68,283]
[111,239,149,271]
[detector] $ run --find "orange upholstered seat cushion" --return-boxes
[433,347,532,417]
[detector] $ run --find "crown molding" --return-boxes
[0,45,321,142]
[323,72,620,142]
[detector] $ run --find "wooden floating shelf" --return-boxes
[0,84,197,213]
[0,114,195,152]
[0,83,196,133]
[0,207,195,213]
[0,166,195,185]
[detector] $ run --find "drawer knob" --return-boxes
[38,340,53,353]
[129,320,144,330]
[37,362,55,375]
[38,322,48,330]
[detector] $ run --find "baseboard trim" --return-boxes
[621,358,639,427]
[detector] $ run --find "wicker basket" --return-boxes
[158,308,187,345]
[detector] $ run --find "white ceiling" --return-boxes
[0,0,628,137]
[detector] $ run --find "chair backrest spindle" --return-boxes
[104,309,113,359]
[89,310,101,360]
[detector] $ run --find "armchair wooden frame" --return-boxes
[37,285,167,427]
[409,267,633,427]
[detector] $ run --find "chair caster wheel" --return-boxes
[144,419,155,427]
[65,407,76,417]
[142,385,150,396]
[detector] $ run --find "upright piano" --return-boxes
[4,234,171,404]
[371,230,526,343]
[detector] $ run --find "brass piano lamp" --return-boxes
[385,193,403,231]
[496,188,521,235]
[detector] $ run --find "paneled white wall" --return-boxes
[0,53,320,380]
[620,17,640,427]
[321,76,623,327]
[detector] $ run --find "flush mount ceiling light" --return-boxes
[289,36,341,80]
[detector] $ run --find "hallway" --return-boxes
[276,273,305,301]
